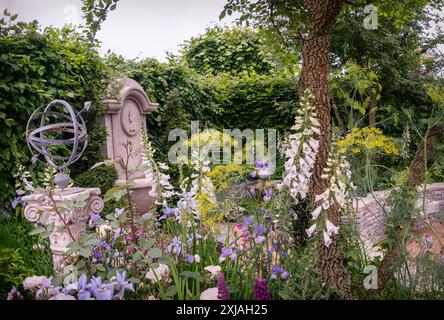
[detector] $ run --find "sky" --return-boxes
[1,1,443,61]
[0,0,236,61]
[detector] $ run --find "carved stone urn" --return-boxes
[100,78,159,214]
[23,188,104,272]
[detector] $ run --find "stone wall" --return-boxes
[352,183,444,256]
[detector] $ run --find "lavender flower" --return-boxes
[253,277,271,300]
[217,273,230,300]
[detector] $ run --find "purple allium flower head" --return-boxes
[270,273,278,280]
[253,277,271,300]
[7,287,23,300]
[263,189,273,202]
[217,273,230,300]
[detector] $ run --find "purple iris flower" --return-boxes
[159,206,179,221]
[78,274,88,291]
[254,224,266,235]
[101,240,111,252]
[221,248,232,257]
[77,291,91,300]
[281,271,289,280]
[116,271,134,294]
[255,159,267,169]
[93,249,103,262]
[88,213,101,228]
[90,276,102,297]
[167,236,183,256]
[95,287,113,300]
[243,216,254,225]
[186,254,194,264]
[263,189,273,202]
[272,265,284,273]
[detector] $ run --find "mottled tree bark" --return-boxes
[299,0,352,299]
[376,125,444,292]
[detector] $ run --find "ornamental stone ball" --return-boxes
[26,99,89,188]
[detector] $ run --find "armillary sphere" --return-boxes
[26,99,88,188]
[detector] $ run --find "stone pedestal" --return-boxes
[100,78,159,214]
[23,188,104,272]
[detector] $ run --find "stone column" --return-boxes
[100,78,159,214]
[23,188,104,272]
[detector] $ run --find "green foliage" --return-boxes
[0,248,34,298]
[0,11,111,206]
[181,26,273,76]
[81,0,119,41]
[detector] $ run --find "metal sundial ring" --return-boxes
[26,99,89,188]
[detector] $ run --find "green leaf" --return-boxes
[79,247,92,258]
[148,247,162,259]
[142,238,156,249]
[164,285,177,297]
[29,227,45,236]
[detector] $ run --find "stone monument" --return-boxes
[24,99,104,272]
[101,78,159,214]
[23,188,104,272]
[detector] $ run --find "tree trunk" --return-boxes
[376,125,444,292]
[299,0,352,299]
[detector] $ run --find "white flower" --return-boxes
[146,263,170,283]
[326,219,340,236]
[323,231,332,247]
[311,206,322,220]
[281,90,320,203]
[306,224,317,238]
[200,287,220,300]
[23,276,52,290]
[204,265,222,277]
[194,254,201,263]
